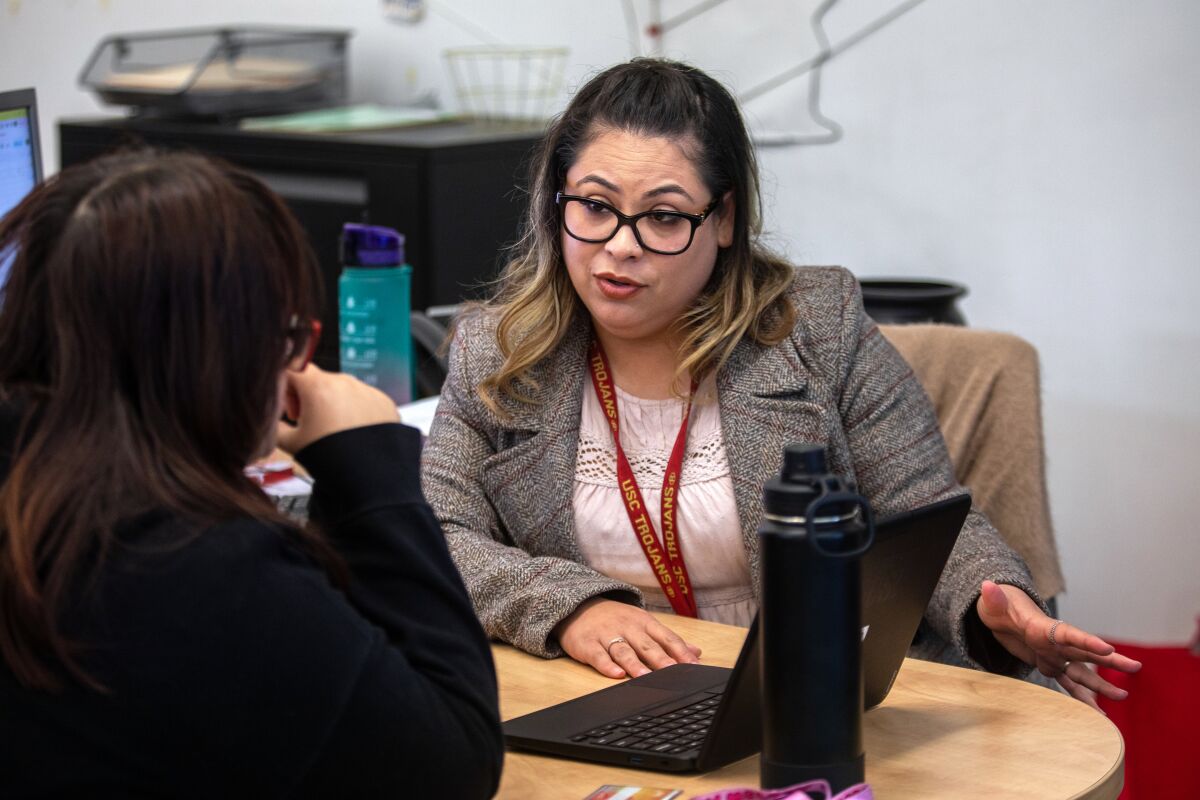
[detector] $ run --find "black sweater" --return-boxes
[0,420,503,798]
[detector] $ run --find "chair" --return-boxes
[879,323,1066,602]
[410,310,452,399]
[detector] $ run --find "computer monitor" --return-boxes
[0,87,43,290]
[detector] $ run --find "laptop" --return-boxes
[0,87,43,291]
[503,493,972,773]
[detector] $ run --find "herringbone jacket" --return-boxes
[420,266,1040,674]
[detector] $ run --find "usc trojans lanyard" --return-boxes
[587,340,699,618]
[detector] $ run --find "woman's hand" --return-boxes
[275,365,400,454]
[976,580,1142,709]
[555,598,703,679]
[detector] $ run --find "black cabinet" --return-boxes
[59,117,542,369]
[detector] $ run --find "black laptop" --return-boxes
[503,493,972,773]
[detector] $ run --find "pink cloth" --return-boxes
[572,376,755,626]
[690,780,874,800]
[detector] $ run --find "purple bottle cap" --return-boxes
[341,223,405,267]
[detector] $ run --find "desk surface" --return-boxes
[495,614,1123,799]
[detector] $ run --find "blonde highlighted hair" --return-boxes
[475,59,797,416]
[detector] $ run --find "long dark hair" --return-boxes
[478,58,797,413]
[0,150,341,691]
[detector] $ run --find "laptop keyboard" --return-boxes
[568,693,722,755]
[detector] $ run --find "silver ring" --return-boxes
[605,636,627,655]
[1047,619,1063,646]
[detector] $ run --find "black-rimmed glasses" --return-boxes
[556,192,721,255]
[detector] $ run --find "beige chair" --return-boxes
[879,324,1066,602]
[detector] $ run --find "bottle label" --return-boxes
[338,267,412,407]
[338,276,413,404]
[342,294,379,313]
[341,295,381,353]
[341,345,380,363]
[341,319,378,343]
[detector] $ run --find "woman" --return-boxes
[0,151,502,796]
[421,58,1139,707]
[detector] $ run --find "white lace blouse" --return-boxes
[573,376,756,627]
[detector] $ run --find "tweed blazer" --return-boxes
[421,266,1040,674]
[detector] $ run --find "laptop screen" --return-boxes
[0,88,43,291]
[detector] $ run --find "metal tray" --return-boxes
[79,26,350,119]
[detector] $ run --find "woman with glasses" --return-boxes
[0,151,502,796]
[421,58,1139,706]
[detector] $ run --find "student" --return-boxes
[0,150,502,797]
[420,58,1140,708]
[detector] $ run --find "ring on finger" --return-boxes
[1047,619,1064,646]
[1060,660,1071,677]
[605,636,627,657]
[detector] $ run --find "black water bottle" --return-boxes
[758,444,875,792]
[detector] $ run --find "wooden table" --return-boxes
[495,614,1123,799]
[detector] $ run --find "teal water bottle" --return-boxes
[338,223,413,404]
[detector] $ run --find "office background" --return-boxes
[1,0,1196,645]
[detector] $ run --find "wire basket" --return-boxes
[444,46,568,122]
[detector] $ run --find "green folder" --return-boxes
[240,104,458,133]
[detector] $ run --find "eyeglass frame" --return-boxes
[555,191,723,255]
[285,315,322,372]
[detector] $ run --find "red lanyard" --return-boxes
[588,340,699,618]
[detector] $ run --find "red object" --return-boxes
[246,463,295,487]
[587,340,699,618]
[1096,636,1200,798]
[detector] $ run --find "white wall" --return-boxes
[2,0,1196,642]
[745,0,1200,644]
